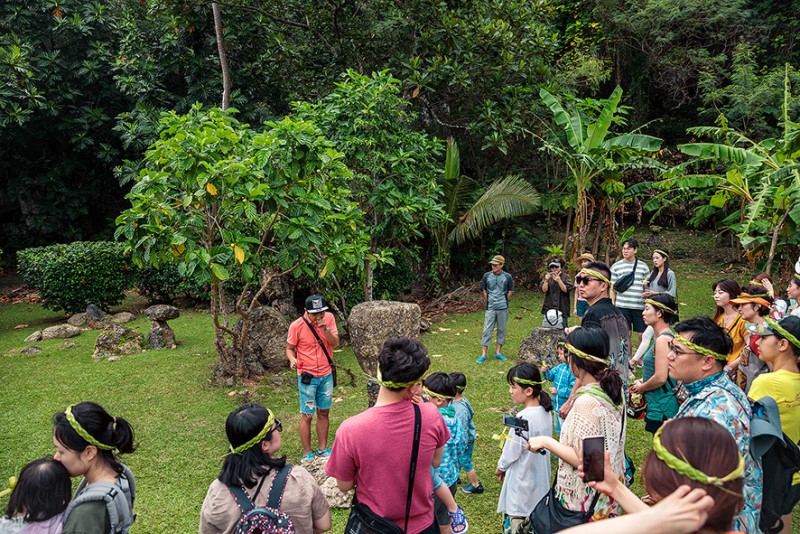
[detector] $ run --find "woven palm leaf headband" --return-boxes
[512,376,545,387]
[65,405,115,451]
[578,268,611,286]
[644,298,677,315]
[653,249,669,258]
[564,342,607,365]
[653,424,744,487]
[229,409,276,454]
[374,366,426,389]
[764,317,800,349]
[422,387,454,400]
[671,332,727,361]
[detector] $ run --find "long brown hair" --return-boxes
[642,417,743,533]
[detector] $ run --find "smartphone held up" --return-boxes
[582,436,605,482]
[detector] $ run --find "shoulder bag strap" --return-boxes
[404,403,422,534]
[266,465,292,509]
[302,317,334,367]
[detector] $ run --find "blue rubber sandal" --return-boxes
[449,505,468,534]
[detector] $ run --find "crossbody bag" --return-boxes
[344,403,422,534]
[302,317,338,387]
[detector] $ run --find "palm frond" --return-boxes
[449,175,540,245]
[678,143,764,167]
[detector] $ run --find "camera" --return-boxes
[502,414,529,432]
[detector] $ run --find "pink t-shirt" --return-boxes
[325,400,449,533]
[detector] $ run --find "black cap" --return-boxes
[305,295,328,314]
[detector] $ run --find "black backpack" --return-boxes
[228,465,295,534]
[750,396,800,534]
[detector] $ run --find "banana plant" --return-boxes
[677,66,800,272]
[537,86,662,256]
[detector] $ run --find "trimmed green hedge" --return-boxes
[17,242,132,313]
[133,264,210,304]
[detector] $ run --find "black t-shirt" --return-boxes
[582,298,629,388]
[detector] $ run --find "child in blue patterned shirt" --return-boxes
[423,372,471,534]
[449,372,483,495]
[541,343,575,433]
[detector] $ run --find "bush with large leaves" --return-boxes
[116,105,368,378]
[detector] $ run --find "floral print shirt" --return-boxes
[676,372,763,533]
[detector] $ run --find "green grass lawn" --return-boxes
[1,229,796,532]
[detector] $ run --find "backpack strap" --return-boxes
[266,465,292,509]
[64,478,135,534]
[404,402,422,534]
[229,473,268,514]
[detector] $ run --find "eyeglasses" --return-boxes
[272,419,283,433]
[575,276,599,285]
[667,342,697,357]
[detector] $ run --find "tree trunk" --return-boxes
[363,258,374,302]
[765,206,792,275]
[212,1,232,110]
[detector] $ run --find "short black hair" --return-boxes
[218,403,286,488]
[6,457,71,522]
[673,317,732,369]
[622,238,639,249]
[423,372,457,398]
[378,337,430,391]
[648,293,677,324]
[449,372,467,393]
[584,261,611,282]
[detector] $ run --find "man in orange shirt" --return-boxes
[287,295,340,461]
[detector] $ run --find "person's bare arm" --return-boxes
[312,509,332,533]
[527,436,580,467]
[286,344,298,370]
[336,479,355,492]
[432,446,444,468]
[632,335,670,393]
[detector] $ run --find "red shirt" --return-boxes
[286,312,338,377]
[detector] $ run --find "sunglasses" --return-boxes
[575,276,599,285]
[273,419,283,433]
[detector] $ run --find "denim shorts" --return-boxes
[298,373,333,414]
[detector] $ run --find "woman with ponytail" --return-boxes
[200,403,330,534]
[52,402,137,534]
[528,327,626,522]
[496,363,553,533]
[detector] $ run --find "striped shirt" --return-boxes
[610,259,650,310]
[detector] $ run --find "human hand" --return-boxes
[573,309,578,316]
[762,278,774,296]
[645,485,714,533]
[630,380,643,394]
[527,436,550,454]
[496,468,505,482]
[559,397,573,419]
[289,357,297,370]
[564,325,578,335]
[642,290,653,299]
[582,451,620,497]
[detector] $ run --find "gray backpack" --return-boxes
[64,464,136,534]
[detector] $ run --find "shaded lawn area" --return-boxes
[1,249,796,531]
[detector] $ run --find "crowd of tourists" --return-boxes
[2,242,800,534]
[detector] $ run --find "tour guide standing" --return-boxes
[478,255,513,363]
[287,295,340,461]
[668,316,762,533]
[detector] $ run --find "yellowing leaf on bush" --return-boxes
[171,243,185,256]
[233,245,245,264]
[320,263,328,278]
[206,183,218,196]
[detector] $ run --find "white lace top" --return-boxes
[555,384,626,520]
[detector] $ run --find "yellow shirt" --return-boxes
[749,369,800,484]
[716,314,747,365]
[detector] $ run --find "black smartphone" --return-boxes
[582,436,605,482]
[502,414,529,431]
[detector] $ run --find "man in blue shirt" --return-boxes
[477,255,513,363]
